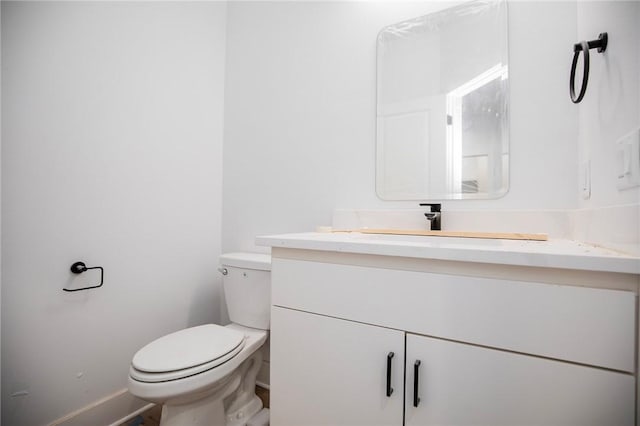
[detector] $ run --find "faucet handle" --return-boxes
[419,203,441,212]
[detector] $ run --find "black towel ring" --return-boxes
[64,261,104,292]
[570,32,608,104]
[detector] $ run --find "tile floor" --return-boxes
[126,386,269,426]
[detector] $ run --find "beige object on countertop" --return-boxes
[316,226,334,233]
[331,228,548,241]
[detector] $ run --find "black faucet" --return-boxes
[420,203,441,231]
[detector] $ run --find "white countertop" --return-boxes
[256,232,640,274]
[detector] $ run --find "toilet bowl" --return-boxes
[127,253,271,426]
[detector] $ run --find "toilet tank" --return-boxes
[220,252,271,330]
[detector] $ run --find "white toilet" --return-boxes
[128,253,271,426]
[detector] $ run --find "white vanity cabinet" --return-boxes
[268,251,638,426]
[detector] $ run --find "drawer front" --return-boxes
[272,258,636,372]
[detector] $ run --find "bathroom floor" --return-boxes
[132,405,161,426]
[126,386,269,426]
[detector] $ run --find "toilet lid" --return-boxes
[132,324,244,373]
[130,340,245,383]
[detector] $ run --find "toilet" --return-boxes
[127,253,271,426]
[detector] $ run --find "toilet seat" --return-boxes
[130,324,245,383]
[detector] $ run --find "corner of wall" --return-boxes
[576,1,640,209]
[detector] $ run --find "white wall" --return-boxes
[576,1,640,208]
[1,2,227,425]
[222,1,580,253]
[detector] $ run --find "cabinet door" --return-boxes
[405,334,635,426]
[271,306,405,426]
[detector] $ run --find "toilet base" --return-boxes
[226,395,263,426]
[158,351,264,426]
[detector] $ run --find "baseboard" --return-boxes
[47,388,153,426]
[256,381,270,390]
[107,401,156,426]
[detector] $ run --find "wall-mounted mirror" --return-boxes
[376,0,509,200]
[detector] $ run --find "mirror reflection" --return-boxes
[376,0,509,200]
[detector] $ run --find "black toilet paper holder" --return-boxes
[64,261,104,292]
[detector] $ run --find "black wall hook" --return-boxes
[570,32,608,104]
[64,261,104,292]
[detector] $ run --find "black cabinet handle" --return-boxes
[386,352,394,397]
[413,360,421,407]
